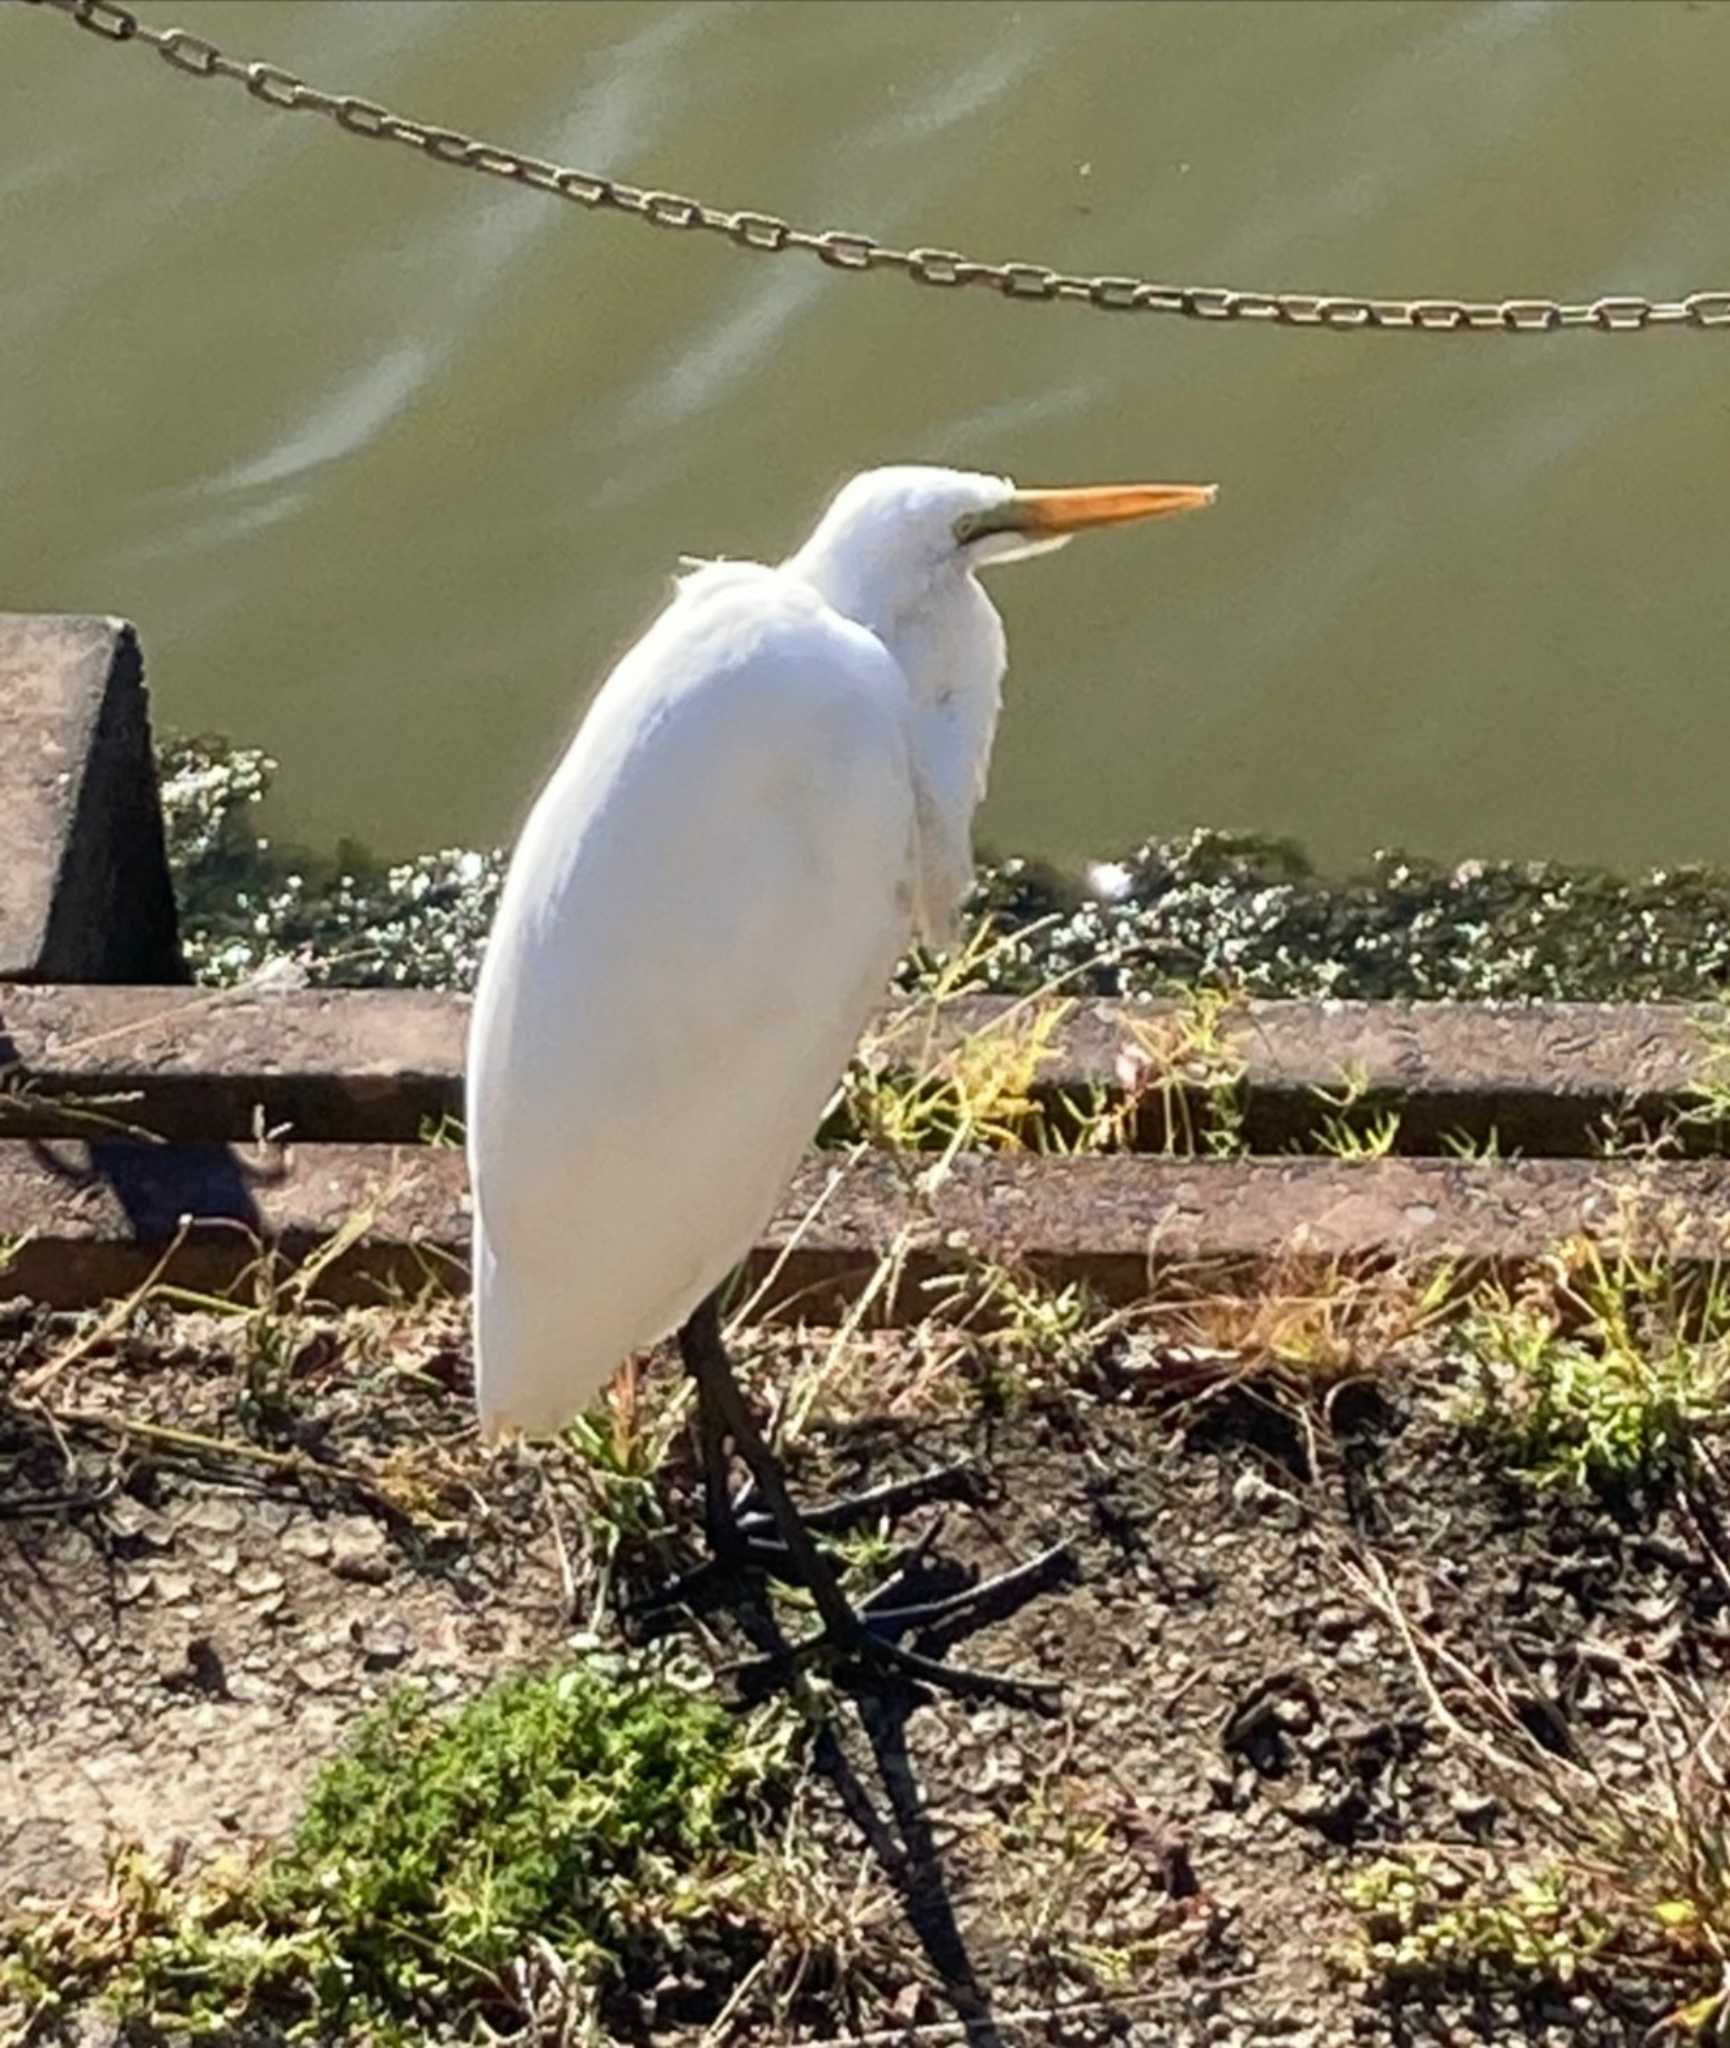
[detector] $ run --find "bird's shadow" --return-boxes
[0,1001,274,1247]
[2,1055,273,1279]
[51,1137,268,1241]
[819,1695,1009,2048]
[701,1570,1029,2048]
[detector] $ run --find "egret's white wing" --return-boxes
[467,563,918,1436]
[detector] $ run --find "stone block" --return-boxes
[0,1141,1723,1315]
[0,612,185,982]
[0,986,1702,1156]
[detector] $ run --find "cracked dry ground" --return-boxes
[2,1298,1722,2047]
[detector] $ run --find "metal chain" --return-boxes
[19,0,1730,334]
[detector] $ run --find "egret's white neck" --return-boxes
[786,533,930,654]
[787,544,1003,716]
[788,533,1008,947]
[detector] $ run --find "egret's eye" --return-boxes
[953,505,1013,547]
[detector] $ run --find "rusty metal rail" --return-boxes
[0,984,1718,1153]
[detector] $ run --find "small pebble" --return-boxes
[1449,1788,1499,1830]
[329,1518,390,1583]
[186,1536,238,1576]
[352,1619,412,1670]
[1231,1468,1276,1514]
[294,1655,348,1695]
[113,1566,152,1606]
[179,1498,244,1535]
[102,1497,156,1541]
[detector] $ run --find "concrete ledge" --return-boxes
[0,615,184,984]
[0,984,1715,1153]
[0,985,465,1144]
[0,1142,1719,1316]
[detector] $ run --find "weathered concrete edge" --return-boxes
[0,984,1720,1152]
[0,615,184,984]
[2,1142,1723,1317]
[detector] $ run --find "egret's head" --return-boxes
[789,464,1215,628]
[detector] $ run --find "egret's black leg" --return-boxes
[649,1316,972,1598]
[678,1293,869,1647]
[673,1290,1067,1707]
[696,1352,746,1560]
[694,1371,976,1549]
[635,1358,800,1613]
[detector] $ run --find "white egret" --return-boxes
[467,464,1216,1698]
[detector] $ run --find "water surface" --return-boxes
[5,0,1728,874]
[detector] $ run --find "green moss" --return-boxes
[966,836,1730,1003]
[1,1658,796,2043]
[158,735,1730,1000]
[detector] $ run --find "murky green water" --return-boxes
[7,0,1729,877]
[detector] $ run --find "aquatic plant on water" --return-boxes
[159,733,1730,1002]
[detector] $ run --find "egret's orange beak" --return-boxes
[956,481,1217,545]
[1011,482,1218,532]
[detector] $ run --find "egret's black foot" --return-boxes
[668,1290,1072,1711]
[628,1462,982,1621]
[861,1537,1075,1639]
[731,1540,1075,1710]
[757,1459,981,1536]
[628,1538,803,1622]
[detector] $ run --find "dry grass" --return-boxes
[16,921,1730,2041]
[1148,1250,1457,1406]
[1345,1549,1730,2037]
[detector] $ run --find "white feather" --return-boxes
[469,468,1024,1436]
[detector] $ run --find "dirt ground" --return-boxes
[2,1290,1722,2047]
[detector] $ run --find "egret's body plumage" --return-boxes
[468,465,1213,1450]
[469,563,907,1434]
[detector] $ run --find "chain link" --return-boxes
[19,0,1730,335]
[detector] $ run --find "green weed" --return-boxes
[1342,1855,1613,1993]
[828,924,1248,1165]
[0,1659,798,2044]
[418,1110,467,1150]
[562,1356,691,1612]
[983,1772,1177,1995]
[1441,1126,1512,1162]
[1679,1012,1730,1144]
[1105,983,1247,1158]
[1309,1063,1401,1162]
[957,1263,1106,1414]
[1348,1557,1730,2039]
[139,1205,395,1441]
[1455,1240,1730,1493]
[836,996,1078,1159]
